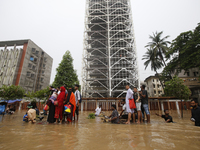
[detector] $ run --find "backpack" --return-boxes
[76,91,82,103]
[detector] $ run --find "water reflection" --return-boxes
[0,110,199,150]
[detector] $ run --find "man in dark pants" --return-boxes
[191,99,200,126]
[74,84,80,121]
[139,85,150,123]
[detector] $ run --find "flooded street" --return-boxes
[0,110,199,150]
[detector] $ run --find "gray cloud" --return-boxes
[0,0,199,84]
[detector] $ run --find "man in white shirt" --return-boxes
[74,84,80,121]
[94,105,102,116]
[125,84,134,124]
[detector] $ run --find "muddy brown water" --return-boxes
[0,110,199,150]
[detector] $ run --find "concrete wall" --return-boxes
[0,47,23,87]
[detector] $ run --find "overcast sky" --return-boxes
[0,0,199,84]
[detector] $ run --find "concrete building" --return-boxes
[145,68,200,101]
[177,68,200,102]
[144,76,164,97]
[81,0,139,98]
[0,39,53,93]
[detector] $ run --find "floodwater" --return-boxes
[0,110,199,150]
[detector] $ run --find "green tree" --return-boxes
[34,87,49,99]
[53,51,79,88]
[164,76,191,118]
[143,48,164,74]
[26,87,49,108]
[145,31,170,67]
[165,23,200,74]
[0,85,25,101]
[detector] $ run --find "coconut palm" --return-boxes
[142,48,165,88]
[145,31,170,67]
[142,48,163,74]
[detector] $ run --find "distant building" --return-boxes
[176,68,200,102]
[144,76,164,97]
[0,39,53,93]
[144,68,200,101]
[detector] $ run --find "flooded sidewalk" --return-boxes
[0,110,199,150]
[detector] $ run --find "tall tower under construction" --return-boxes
[81,0,139,98]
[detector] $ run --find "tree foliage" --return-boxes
[26,87,49,100]
[145,31,170,67]
[0,85,25,100]
[52,51,79,88]
[164,76,191,100]
[142,48,164,73]
[165,23,200,74]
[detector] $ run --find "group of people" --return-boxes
[123,84,150,124]
[100,84,200,126]
[23,83,200,127]
[23,84,81,124]
[47,84,81,124]
[94,84,152,124]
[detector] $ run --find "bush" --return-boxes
[87,113,95,119]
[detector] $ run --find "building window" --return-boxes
[32,48,36,53]
[153,79,154,82]
[28,63,32,68]
[36,51,39,55]
[43,64,46,68]
[153,84,155,88]
[187,72,190,76]
[157,84,160,88]
[154,90,156,94]
[30,56,34,61]
[157,79,158,82]
[193,72,198,77]
[41,78,44,82]
[31,74,35,78]
[32,65,36,70]
[26,72,31,77]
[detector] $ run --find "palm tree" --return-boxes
[142,48,163,74]
[145,31,170,67]
[142,48,165,89]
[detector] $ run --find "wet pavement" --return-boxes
[0,110,199,150]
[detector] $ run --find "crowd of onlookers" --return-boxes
[24,84,81,124]
[95,84,200,126]
[1,83,196,127]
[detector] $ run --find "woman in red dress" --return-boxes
[54,86,66,123]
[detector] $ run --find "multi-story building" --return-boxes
[0,39,53,93]
[177,68,200,102]
[81,0,139,98]
[144,75,164,97]
[145,68,200,101]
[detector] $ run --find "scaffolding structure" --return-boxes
[81,0,139,98]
